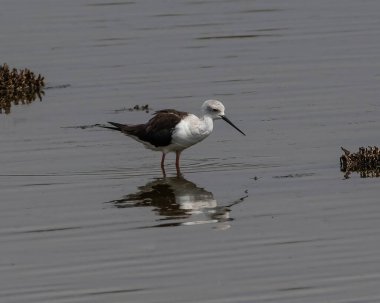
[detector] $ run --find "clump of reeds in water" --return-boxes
[0,63,45,114]
[340,146,380,178]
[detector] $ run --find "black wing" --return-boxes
[106,109,188,147]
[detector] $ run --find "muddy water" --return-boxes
[1,1,380,302]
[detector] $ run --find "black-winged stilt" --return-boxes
[102,100,245,176]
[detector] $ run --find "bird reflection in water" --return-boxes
[107,177,248,229]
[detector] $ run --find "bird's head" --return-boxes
[201,99,225,120]
[201,100,246,136]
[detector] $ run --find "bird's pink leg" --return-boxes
[175,151,182,177]
[161,153,166,177]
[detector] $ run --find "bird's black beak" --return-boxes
[221,116,246,136]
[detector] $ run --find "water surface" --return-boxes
[1,1,380,302]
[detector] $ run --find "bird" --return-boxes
[102,100,246,176]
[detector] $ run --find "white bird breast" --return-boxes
[171,114,214,150]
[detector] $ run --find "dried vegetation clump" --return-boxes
[114,104,151,113]
[0,63,45,114]
[340,146,380,178]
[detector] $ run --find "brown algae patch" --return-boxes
[114,104,151,113]
[340,146,380,178]
[0,63,45,114]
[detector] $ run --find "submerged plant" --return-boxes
[114,104,151,113]
[0,63,45,114]
[340,146,380,178]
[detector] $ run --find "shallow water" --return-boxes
[1,0,380,302]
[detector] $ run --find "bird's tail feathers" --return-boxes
[98,122,125,131]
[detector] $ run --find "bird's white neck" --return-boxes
[200,114,214,135]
